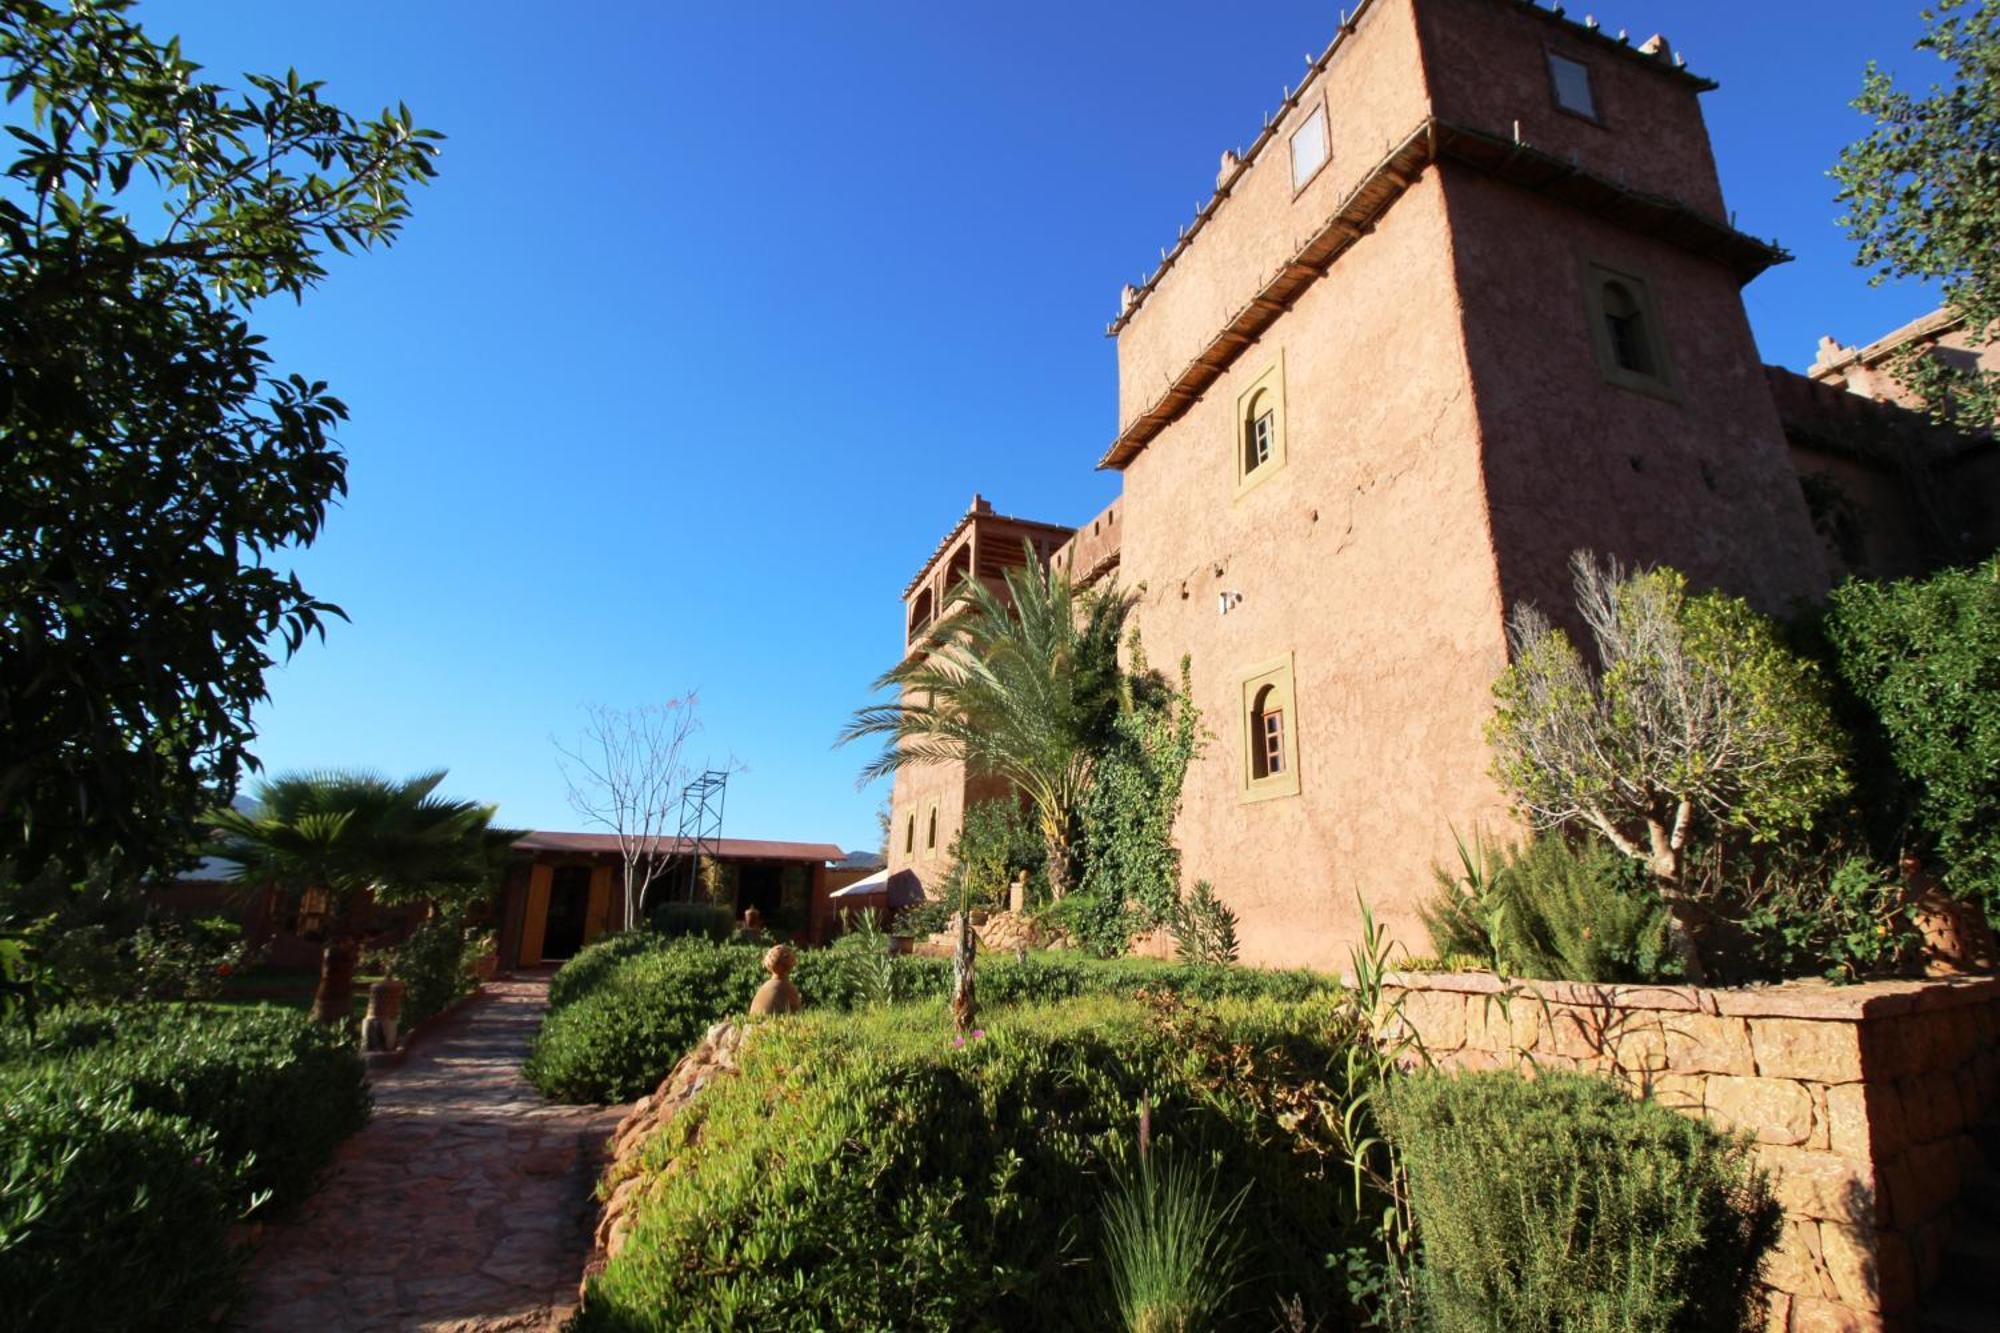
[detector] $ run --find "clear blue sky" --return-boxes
[144,1,1949,852]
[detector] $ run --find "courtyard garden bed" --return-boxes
[524,932,1333,1104]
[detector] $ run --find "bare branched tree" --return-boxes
[1489,552,1850,977]
[555,697,702,931]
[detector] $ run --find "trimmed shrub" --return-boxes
[0,1075,243,1332]
[1384,1070,1780,1333]
[545,930,681,1012]
[526,938,1336,1104]
[388,915,481,1028]
[578,996,1368,1330]
[649,900,736,942]
[527,939,769,1102]
[75,1004,370,1211]
[0,1003,368,1328]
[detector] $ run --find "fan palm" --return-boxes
[208,770,518,1024]
[840,553,1133,898]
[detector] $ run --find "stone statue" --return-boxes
[748,943,802,1016]
[361,978,406,1052]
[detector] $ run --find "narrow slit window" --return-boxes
[1289,104,1329,192]
[904,816,915,855]
[1548,53,1597,119]
[926,806,938,851]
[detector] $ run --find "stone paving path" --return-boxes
[237,976,626,1332]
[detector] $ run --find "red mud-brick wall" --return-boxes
[1386,973,2000,1331]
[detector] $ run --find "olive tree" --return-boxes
[1488,554,1850,973]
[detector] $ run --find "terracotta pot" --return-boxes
[473,950,499,982]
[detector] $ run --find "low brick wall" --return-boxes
[1385,971,2000,1332]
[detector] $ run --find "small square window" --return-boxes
[1548,53,1597,120]
[1289,103,1329,193]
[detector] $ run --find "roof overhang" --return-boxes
[1098,118,1788,471]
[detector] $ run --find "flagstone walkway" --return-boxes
[236,975,627,1332]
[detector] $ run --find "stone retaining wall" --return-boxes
[1386,972,2000,1332]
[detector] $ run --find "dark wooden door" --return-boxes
[542,866,592,960]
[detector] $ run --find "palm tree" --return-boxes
[840,554,1132,1029]
[209,770,518,1025]
[842,554,1132,898]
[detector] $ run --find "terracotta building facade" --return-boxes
[885,0,1999,969]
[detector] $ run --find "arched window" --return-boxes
[905,816,915,855]
[1235,359,1286,490]
[1241,656,1299,800]
[908,588,935,640]
[1250,684,1286,780]
[1244,389,1276,476]
[1601,281,1654,377]
[945,544,972,593]
[926,806,939,850]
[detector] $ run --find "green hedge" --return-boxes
[578,995,1368,1330]
[74,1004,370,1209]
[1384,1070,1780,1333]
[0,1003,371,1329]
[1824,558,2000,922]
[526,935,1335,1104]
[0,1075,240,1332]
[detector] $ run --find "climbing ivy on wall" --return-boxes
[1064,642,1204,957]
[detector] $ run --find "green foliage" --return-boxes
[545,930,678,1012]
[526,938,769,1102]
[1100,1145,1250,1333]
[0,1,441,902]
[1737,854,1918,984]
[0,1002,369,1328]
[210,770,518,920]
[1072,650,1204,953]
[127,914,258,1001]
[938,798,1045,912]
[1423,835,1679,984]
[577,996,1369,1331]
[0,1076,241,1332]
[1489,556,1849,883]
[1834,0,2000,431]
[840,553,1135,894]
[1823,559,2000,922]
[66,1003,370,1212]
[1172,881,1240,967]
[894,894,954,939]
[649,900,736,942]
[526,937,1335,1105]
[384,915,482,1028]
[828,909,899,1009]
[1384,1071,1781,1333]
